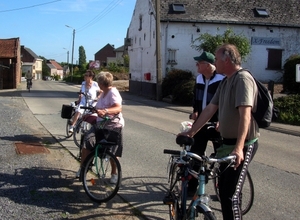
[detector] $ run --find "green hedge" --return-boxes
[274,94,300,125]
[162,69,195,106]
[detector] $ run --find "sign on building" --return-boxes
[251,37,281,46]
[296,64,300,83]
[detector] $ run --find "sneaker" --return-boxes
[75,168,81,178]
[69,126,74,133]
[110,174,118,184]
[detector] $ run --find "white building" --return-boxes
[126,0,300,99]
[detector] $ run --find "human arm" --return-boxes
[181,103,218,137]
[231,105,252,169]
[96,103,122,117]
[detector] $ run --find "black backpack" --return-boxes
[236,69,278,128]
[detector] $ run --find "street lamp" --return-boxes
[65,25,75,81]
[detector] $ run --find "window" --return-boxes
[169,3,185,14]
[254,8,269,17]
[172,4,185,12]
[167,49,177,64]
[139,15,142,31]
[267,49,283,70]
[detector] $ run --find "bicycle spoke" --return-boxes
[82,150,121,203]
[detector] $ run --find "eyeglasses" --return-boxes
[84,74,90,77]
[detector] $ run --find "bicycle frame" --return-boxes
[164,136,236,220]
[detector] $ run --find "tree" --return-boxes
[123,54,129,67]
[39,56,50,77]
[191,28,251,61]
[78,46,86,69]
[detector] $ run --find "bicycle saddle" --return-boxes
[176,135,194,146]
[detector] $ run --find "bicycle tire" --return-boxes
[168,162,181,220]
[73,119,84,148]
[65,119,73,138]
[213,169,254,215]
[81,149,121,203]
[27,84,30,92]
[168,161,189,220]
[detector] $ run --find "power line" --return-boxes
[0,0,61,13]
[77,0,123,33]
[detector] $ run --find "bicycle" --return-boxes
[72,92,97,149]
[79,113,122,203]
[163,135,236,220]
[65,101,77,138]
[205,122,254,215]
[26,79,32,92]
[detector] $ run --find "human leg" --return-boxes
[76,126,95,178]
[188,127,209,194]
[219,141,258,220]
[69,107,82,132]
[110,129,123,184]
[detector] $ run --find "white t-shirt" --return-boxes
[79,81,100,106]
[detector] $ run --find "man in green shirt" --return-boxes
[181,44,259,220]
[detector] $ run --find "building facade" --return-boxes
[126,0,300,98]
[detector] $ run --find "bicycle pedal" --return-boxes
[163,194,175,205]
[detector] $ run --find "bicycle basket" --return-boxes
[95,126,122,145]
[61,104,74,119]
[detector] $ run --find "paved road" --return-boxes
[4,80,299,220]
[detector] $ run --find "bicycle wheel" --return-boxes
[168,163,181,220]
[73,119,84,148]
[168,162,187,220]
[27,83,30,92]
[65,119,73,138]
[213,170,254,215]
[81,149,122,203]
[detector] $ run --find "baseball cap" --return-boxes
[193,51,215,64]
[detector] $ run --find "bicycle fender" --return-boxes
[195,203,212,213]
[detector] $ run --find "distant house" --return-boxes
[63,65,70,77]
[46,60,64,79]
[94,44,116,67]
[107,45,125,65]
[21,45,43,80]
[0,38,21,89]
[126,0,300,99]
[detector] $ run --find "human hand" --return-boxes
[189,112,198,120]
[96,109,107,117]
[230,148,244,170]
[177,131,193,138]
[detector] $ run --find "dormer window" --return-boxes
[254,8,269,17]
[169,3,185,14]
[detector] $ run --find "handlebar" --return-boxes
[80,106,95,111]
[163,149,236,164]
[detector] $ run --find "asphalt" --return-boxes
[0,82,299,220]
[119,91,300,138]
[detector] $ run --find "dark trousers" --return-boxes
[219,141,258,220]
[188,125,221,191]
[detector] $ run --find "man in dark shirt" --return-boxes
[188,51,224,193]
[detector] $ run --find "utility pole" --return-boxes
[63,48,69,64]
[66,25,75,82]
[156,0,162,101]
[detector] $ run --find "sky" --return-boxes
[0,0,136,63]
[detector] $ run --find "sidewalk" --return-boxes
[120,91,300,137]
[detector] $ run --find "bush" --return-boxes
[283,55,300,94]
[162,69,195,105]
[274,94,300,125]
[172,80,195,106]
